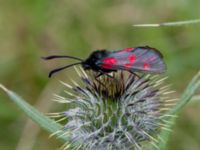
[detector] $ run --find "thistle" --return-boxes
[50,67,175,150]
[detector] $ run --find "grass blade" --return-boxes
[0,84,69,142]
[169,71,200,115]
[146,71,200,150]
[158,71,200,150]
[133,18,200,27]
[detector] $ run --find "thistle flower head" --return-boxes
[51,68,175,150]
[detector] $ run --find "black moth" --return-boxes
[42,46,166,78]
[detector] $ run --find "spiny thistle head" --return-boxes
[50,68,176,150]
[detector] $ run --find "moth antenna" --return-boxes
[42,55,83,61]
[49,62,82,78]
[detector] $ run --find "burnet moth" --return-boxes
[42,46,166,78]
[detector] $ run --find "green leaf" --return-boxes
[146,71,200,150]
[160,71,200,150]
[0,84,69,142]
[189,95,200,104]
[169,71,200,115]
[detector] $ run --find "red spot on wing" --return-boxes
[102,57,117,64]
[144,63,150,69]
[124,63,132,69]
[123,54,136,70]
[128,54,136,63]
[101,57,117,69]
[101,64,112,69]
[120,47,134,52]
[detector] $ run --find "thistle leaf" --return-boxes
[146,71,200,150]
[169,71,200,115]
[190,95,200,104]
[0,84,69,142]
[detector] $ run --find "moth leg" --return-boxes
[95,72,104,78]
[94,72,106,87]
[95,71,119,84]
[129,70,140,78]
[104,73,115,79]
[95,72,114,79]
[95,78,106,87]
[103,73,120,83]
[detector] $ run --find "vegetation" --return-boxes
[0,1,200,150]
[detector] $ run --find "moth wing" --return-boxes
[128,46,166,73]
[97,46,166,74]
[96,49,132,70]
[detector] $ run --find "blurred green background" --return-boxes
[0,0,200,150]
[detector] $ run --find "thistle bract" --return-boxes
[51,68,175,150]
